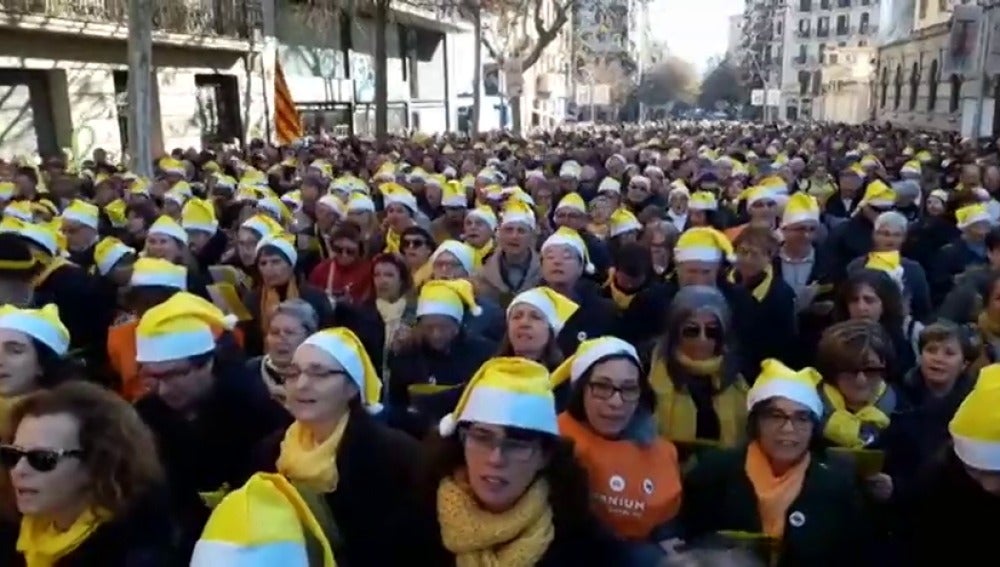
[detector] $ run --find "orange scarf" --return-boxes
[260,279,300,336]
[744,441,809,540]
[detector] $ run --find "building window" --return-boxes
[819,43,826,63]
[928,59,939,111]
[860,12,869,34]
[938,0,948,10]
[799,70,811,95]
[821,0,830,8]
[800,0,811,11]
[908,63,920,110]
[919,0,928,19]
[799,18,810,33]
[880,67,888,108]
[950,74,962,112]
[817,16,830,36]
[812,70,822,96]
[837,0,849,7]
[836,14,848,35]
[113,71,128,155]
[893,65,903,109]
[194,74,242,146]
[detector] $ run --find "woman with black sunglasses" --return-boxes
[0,381,172,566]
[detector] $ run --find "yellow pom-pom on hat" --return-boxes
[689,191,718,211]
[148,215,188,245]
[298,327,383,413]
[438,357,557,437]
[542,226,594,274]
[0,304,70,356]
[507,287,579,334]
[609,208,642,238]
[94,236,136,276]
[956,203,992,229]
[747,358,823,417]
[136,292,236,363]
[441,180,468,208]
[130,257,187,290]
[240,213,283,240]
[256,232,298,267]
[781,192,820,227]
[950,364,1000,471]
[551,337,639,388]
[181,197,219,235]
[60,199,99,230]
[556,192,586,214]
[858,179,896,210]
[674,226,734,264]
[417,279,482,321]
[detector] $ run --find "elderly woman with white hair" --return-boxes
[846,211,932,322]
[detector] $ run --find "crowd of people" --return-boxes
[0,121,997,566]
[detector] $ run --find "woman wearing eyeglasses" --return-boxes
[307,222,373,306]
[424,357,621,565]
[555,338,684,566]
[681,359,871,567]
[0,381,171,566]
[645,286,748,458]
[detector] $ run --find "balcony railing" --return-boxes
[0,0,261,39]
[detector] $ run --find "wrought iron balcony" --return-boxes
[0,0,261,39]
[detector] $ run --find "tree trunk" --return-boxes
[127,0,153,177]
[471,6,482,140]
[510,95,521,134]
[374,0,389,147]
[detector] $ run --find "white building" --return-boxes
[779,0,881,121]
[727,14,744,59]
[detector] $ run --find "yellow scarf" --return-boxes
[437,475,554,567]
[647,346,747,446]
[276,414,350,493]
[821,383,891,449]
[473,240,495,266]
[744,441,809,540]
[604,268,636,310]
[31,256,72,289]
[260,278,300,337]
[17,508,105,567]
[383,229,402,253]
[727,266,774,302]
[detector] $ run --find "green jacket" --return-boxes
[680,445,872,567]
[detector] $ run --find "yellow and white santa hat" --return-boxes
[597,177,622,194]
[858,179,896,210]
[674,226,734,264]
[927,189,949,205]
[148,215,188,245]
[609,208,642,238]
[551,336,639,387]
[0,304,70,356]
[240,213,283,240]
[556,192,586,214]
[159,157,186,176]
[417,279,482,322]
[689,191,718,211]
[104,199,127,229]
[346,193,375,214]
[379,182,418,213]
[256,233,298,266]
[431,240,478,275]
[500,198,536,229]
[442,180,467,208]
[0,218,60,257]
[865,251,904,287]
[317,195,347,217]
[559,160,582,179]
[467,205,498,231]
[956,203,992,229]
[257,196,291,225]
[181,197,218,235]
[507,287,579,334]
[438,357,557,437]
[136,292,236,363]
[950,364,1000,471]
[61,199,99,230]
[94,236,136,276]
[280,190,302,211]
[747,358,823,417]
[164,188,189,209]
[298,327,383,413]
[3,200,34,223]
[542,227,594,274]
[740,185,778,207]
[781,192,821,227]
[900,160,922,178]
[130,257,187,290]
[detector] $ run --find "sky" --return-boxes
[651,0,743,74]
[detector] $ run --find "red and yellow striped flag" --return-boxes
[274,59,303,145]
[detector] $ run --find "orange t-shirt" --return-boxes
[558,413,683,540]
[107,320,245,402]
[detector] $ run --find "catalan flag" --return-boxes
[274,58,303,145]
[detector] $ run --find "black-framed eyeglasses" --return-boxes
[0,444,84,472]
[401,238,428,249]
[459,427,539,463]
[680,324,721,341]
[332,245,359,256]
[839,366,886,381]
[587,381,641,402]
[759,410,814,431]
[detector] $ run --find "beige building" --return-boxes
[0,0,269,160]
[814,46,876,123]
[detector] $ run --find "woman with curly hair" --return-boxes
[423,357,622,566]
[0,381,170,566]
